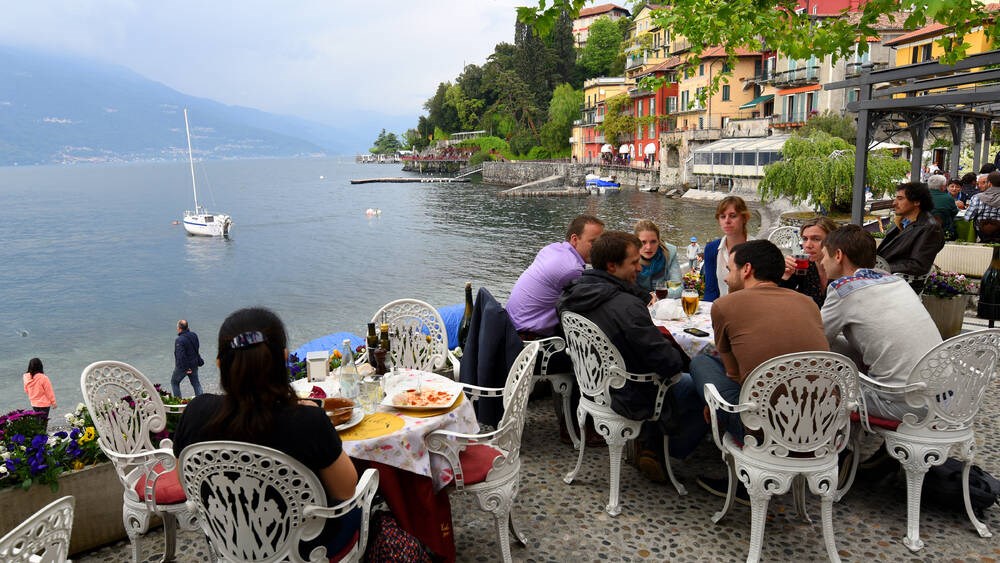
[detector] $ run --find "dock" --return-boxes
[349,177,471,185]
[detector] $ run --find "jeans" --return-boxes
[171,367,203,397]
[689,355,745,442]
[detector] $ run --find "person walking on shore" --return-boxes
[686,237,700,272]
[23,357,56,424]
[172,319,204,397]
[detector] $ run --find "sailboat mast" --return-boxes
[184,108,199,212]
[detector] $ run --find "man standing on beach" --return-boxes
[172,319,204,397]
[507,214,604,339]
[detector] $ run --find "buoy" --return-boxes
[171,220,180,225]
[319,175,325,180]
[365,208,376,217]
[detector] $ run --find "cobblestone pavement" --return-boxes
[78,327,1000,562]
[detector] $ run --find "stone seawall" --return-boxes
[482,161,657,190]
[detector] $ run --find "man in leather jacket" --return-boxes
[876,182,945,277]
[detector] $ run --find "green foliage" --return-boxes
[797,111,857,144]
[403,129,427,151]
[467,150,494,167]
[444,84,485,130]
[520,0,996,101]
[527,146,553,160]
[433,127,449,141]
[600,94,635,146]
[540,83,583,152]
[456,136,514,160]
[509,128,539,156]
[758,131,909,212]
[577,17,625,80]
[369,129,403,155]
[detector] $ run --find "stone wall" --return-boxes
[482,161,657,190]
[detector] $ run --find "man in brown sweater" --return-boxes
[690,239,829,496]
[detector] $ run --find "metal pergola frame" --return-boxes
[825,49,1000,225]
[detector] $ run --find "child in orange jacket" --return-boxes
[23,357,56,423]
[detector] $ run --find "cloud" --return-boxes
[1,0,524,126]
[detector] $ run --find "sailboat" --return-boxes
[182,109,232,237]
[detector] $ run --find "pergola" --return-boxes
[826,49,1000,225]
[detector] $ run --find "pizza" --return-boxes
[392,388,455,408]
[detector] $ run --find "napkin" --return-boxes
[652,299,684,321]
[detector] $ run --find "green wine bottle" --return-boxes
[458,282,473,348]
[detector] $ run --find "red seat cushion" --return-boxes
[458,444,503,485]
[850,411,901,430]
[133,463,187,505]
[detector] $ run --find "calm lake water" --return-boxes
[0,158,743,418]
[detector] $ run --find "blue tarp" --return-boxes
[290,303,466,360]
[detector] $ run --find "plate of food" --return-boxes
[335,408,364,432]
[382,377,461,410]
[292,378,338,399]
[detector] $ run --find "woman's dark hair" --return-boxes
[206,307,296,441]
[27,358,43,376]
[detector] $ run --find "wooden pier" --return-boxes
[350,177,471,185]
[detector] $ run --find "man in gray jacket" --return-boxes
[819,225,941,420]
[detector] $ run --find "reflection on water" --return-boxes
[0,158,755,416]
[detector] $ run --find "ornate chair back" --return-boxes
[561,311,637,408]
[766,226,802,254]
[738,351,859,457]
[179,441,379,563]
[372,299,449,373]
[80,361,168,487]
[0,496,74,563]
[492,340,540,472]
[900,329,1000,432]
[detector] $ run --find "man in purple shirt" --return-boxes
[507,215,605,338]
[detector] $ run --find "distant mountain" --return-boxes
[0,46,368,165]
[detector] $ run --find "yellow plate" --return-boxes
[339,412,405,441]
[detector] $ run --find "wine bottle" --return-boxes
[366,322,379,367]
[458,281,473,348]
[339,339,359,399]
[379,323,391,353]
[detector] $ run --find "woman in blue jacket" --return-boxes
[702,196,751,302]
[634,220,682,298]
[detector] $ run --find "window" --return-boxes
[921,43,932,61]
[636,124,642,138]
[681,90,689,110]
[637,102,643,117]
[698,117,704,129]
[722,62,731,73]
[911,47,919,64]
[722,85,730,101]
[649,98,655,116]
[649,121,656,138]
[699,64,705,76]
[695,152,711,165]
[847,89,859,104]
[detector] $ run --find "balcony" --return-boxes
[772,110,813,128]
[771,66,821,88]
[626,54,648,70]
[845,61,887,78]
[671,102,704,115]
[628,86,654,98]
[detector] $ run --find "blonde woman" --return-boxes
[702,196,751,302]
[633,220,682,297]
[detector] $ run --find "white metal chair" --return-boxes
[844,329,1000,552]
[560,312,687,517]
[425,341,539,563]
[80,361,200,563]
[767,225,802,254]
[703,351,859,563]
[372,299,461,379]
[0,495,75,563]
[874,255,891,272]
[179,441,379,563]
[528,336,581,449]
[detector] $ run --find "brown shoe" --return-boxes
[637,450,667,483]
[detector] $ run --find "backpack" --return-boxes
[921,457,1000,518]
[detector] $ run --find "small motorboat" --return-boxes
[585,173,621,194]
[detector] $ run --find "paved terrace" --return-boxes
[80,318,1000,562]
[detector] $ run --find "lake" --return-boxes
[0,157,737,417]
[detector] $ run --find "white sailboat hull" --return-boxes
[183,211,232,237]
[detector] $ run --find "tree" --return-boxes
[520,0,997,99]
[403,129,427,151]
[599,94,635,148]
[545,9,579,88]
[444,84,484,131]
[540,83,583,153]
[514,19,557,114]
[369,129,403,155]
[758,131,909,212]
[797,111,857,144]
[577,17,624,80]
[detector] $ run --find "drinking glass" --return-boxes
[681,290,700,326]
[654,280,670,300]
[666,279,682,298]
[793,254,810,275]
[359,377,383,414]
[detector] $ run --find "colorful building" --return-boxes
[572,77,634,163]
[572,3,631,49]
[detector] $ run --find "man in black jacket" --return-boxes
[876,182,945,278]
[171,319,204,397]
[558,231,707,481]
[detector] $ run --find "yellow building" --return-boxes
[884,20,995,66]
[625,4,671,79]
[671,47,762,131]
[572,77,634,163]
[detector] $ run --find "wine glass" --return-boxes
[666,279,682,298]
[681,290,700,327]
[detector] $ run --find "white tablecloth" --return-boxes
[650,300,718,358]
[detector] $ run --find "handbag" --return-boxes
[365,510,432,562]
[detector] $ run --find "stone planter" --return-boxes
[0,462,126,556]
[921,294,967,339]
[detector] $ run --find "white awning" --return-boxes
[601,143,613,153]
[644,143,656,154]
[692,135,792,154]
[619,144,630,154]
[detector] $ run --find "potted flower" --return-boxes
[921,270,977,339]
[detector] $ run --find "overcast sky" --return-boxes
[2,1,526,129]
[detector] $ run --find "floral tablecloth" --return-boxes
[650,300,719,359]
[340,372,478,491]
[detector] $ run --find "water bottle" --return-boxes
[339,339,359,399]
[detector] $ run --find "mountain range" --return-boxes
[0,46,401,165]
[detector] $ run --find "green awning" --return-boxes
[739,94,774,110]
